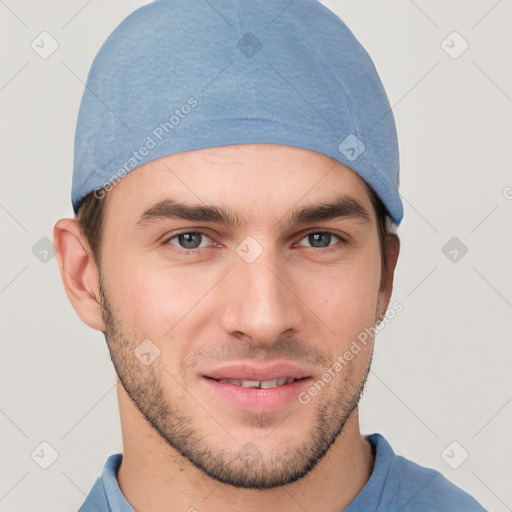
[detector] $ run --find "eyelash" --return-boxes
[163,230,345,255]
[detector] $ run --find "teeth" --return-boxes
[260,379,278,389]
[217,377,298,388]
[240,380,261,388]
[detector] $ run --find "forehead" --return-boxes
[103,144,374,224]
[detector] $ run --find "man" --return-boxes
[53,1,487,510]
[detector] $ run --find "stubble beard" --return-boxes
[98,278,374,489]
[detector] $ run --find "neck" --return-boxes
[116,383,374,512]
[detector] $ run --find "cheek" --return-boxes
[315,270,377,346]
[304,262,380,368]
[105,255,219,342]
[303,251,381,340]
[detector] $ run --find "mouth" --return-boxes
[200,362,313,412]
[205,376,307,389]
[202,361,311,382]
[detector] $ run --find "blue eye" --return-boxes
[298,232,343,249]
[164,231,344,254]
[166,232,212,250]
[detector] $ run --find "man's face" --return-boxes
[96,143,391,489]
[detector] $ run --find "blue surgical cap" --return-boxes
[72,0,403,224]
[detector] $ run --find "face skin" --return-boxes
[54,144,399,512]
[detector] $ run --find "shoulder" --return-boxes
[389,453,486,511]
[77,475,109,512]
[364,434,487,512]
[77,453,124,512]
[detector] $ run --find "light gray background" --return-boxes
[1,1,511,511]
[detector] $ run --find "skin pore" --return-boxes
[54,143,399,512]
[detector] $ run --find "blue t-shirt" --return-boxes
[77,433,487,511]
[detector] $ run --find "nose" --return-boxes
[219,244,303,349]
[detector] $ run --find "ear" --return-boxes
[377,234,400,317]
[53,217,105,331]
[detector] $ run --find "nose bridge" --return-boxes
[221,239,301,347]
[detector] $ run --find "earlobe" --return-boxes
[53,218,105,331]
[378,234,400,317]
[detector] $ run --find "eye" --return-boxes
[163,230,345,254]
[297,231,344,250]
[165,231,214,251]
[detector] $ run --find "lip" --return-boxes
[202,362,311,381]
[200,361,313,413]
[200,375,312,413]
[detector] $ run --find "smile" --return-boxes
[214,377,300,389]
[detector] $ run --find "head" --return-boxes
[54,143,400,489]
[56,0,403,491]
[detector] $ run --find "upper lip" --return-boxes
[203,362,312,381]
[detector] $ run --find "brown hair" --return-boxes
[77,185,395,285]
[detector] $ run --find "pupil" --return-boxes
[180,233,201,249]
[309,233,330,248]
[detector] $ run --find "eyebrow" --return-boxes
[136,195,370,228]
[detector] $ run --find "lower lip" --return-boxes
[200,377,312,413]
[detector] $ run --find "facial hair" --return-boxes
[98,278,374,489]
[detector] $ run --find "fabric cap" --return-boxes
[72,0,403,224]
